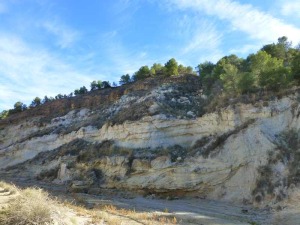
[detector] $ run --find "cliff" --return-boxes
[1,75,300,215]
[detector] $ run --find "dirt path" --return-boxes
[0,177,271,225]
[78,193,270,225]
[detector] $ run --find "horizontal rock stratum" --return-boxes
[1,75,300,211]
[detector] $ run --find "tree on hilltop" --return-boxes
[74,86,88,95]
[119,74,132,85]
[90,80,102,91]
[150,63,164,76]
[165,58,178,76]
[30,97,41,108]
[102,81,111,88]
[133,66,151,81]
[196,61,215,77]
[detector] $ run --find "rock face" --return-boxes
[1,75,300,209]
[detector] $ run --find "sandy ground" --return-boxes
[2,179,300,225]
[77,192,271,225]
[0,175,274,225]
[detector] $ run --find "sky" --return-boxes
[0,0,300,111]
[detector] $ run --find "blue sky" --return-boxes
[0,0,300,111]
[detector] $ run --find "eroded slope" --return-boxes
[1,75,300,220]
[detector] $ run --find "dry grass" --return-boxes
[94,204,178,225]
[65,198,179,225]
[0,182,17,195]
[0,183,69,225]
[0,182,179,225]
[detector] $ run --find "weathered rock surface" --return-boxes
[1,75,300,218]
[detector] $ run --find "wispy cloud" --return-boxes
[181,19,222,54]
[0,0,153,110]
[111,0,141,29]
[2,0,298,110]
[165,0,300,44]
[0,86,20,110]
[167,13,223,63]
[112,0,140,14]
[229,44,260,55]
[41,20,80,48]
[96,31,155,76]
[281,1,300,18]
[0,34,96,110]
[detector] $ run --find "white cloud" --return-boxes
[281,1,300,18]
[0,34,96,110]
[0,86,19,110]
[169,14,223,63]
[97,31,155,76]
[112,0,141,15]
[229,44,260,55]
[165,0,300,44]
[42,20,79,48]
[181,20,222,54]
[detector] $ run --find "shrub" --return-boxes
[0,187,65,225]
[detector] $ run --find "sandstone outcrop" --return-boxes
[1,75,300,213]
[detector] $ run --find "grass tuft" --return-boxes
[0,184,66,225]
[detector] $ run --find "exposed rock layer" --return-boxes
[1,75,300,209]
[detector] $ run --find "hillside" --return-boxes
[1,74,300,224]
